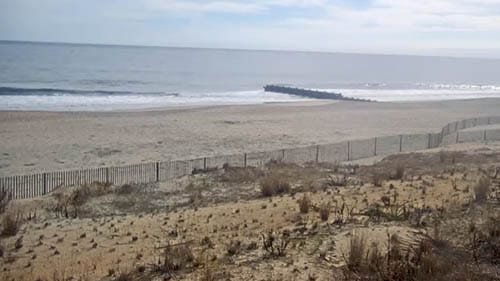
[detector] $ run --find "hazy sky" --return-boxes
[2,0,500,58]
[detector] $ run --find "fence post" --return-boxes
[43,173,47,195]
[347,141,351,161]
[374,137,377,156]
[483,130,487,141]
[427,133,431,149]
[281,149,285,161]
[456,132,460,143]
[399,135,403,152]
[244,153,247,167]
[203,157,207,170]
[315,145,320,163]
[156,162,160,182]
[106,167,110,184]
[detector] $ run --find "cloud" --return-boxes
[143,0,328,14]
[1,0,500,57]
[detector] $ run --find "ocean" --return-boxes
[1,41,500,111]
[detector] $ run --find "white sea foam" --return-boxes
[2,83,500,111]
[331,88,500,102]
[0,90,311,111]
[314,84,500,102]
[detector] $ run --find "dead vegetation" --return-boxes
[342,229,498,281]
[260,172,291,197]
[261,230,291,257]
[0,189,12,214]
[2,145,500,281]
[297,193,312,213]
[474,176,490,203]
[1,208,23,237]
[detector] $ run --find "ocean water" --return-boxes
[1,41,500,111]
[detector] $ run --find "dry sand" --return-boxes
[1,98,500,176]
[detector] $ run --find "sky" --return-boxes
[2,0,500,58]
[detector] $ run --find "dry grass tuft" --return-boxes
[341,231,496,281]
[219,165,265,183]
[345,233,366,272]
[260,173,291,197]
[297,194,312,214]
[391,165,405,180]
[261,230,290,257]
[371,173,386,187]
[0,189,12,214]
[474,177,490,203]
[153,242,195,274]
[1,208,23,237]
[318,202,331,221]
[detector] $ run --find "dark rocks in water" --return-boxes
[264,85,373,102]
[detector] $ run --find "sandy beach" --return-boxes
[1,98,500,177]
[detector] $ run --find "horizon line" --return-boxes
[1,39,498,61]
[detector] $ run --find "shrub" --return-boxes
[297,194,311,213]
[1,209,23,237]
[261,230,290,257]
[218,166,264,183]
[392,165,404,180]
[226,240,241,256]
[319,202,331,221]
[114,271,133,281]
[346,234,366,272]
[371,173,385,187]
[474,177,490,203]
[340,233,490,281]
[154,242,194,273]
[116,184,135,195]
[199,262,218,281]
[470,215,500,265]
[260,173,290,197]
[439,150,446,163]
[0,189,11,214]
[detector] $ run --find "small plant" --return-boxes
[260,173,290,197]
[344,233,366,273]
[318,202,331,221]
[1,209,23,237]
[226,240,241,256]
[392,165,404,180]
[0,189,11,214]
[474,177,490,203]
[439,150,446,163]
[371,173,385,187]
[199,262,218,281]
[380,195,391,207]
[116,184,135,195]
[114,271,133,281]
[261,230,290,257]
[218,165,265,183]
[327,174,348,187]
[153,242,194,273]
[297,194,312,213]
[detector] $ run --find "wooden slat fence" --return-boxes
[1,115,500,200]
